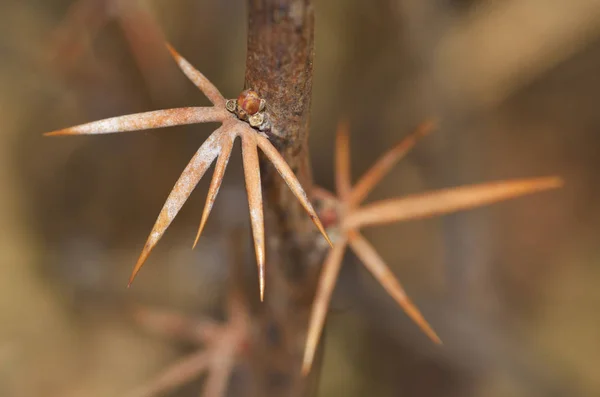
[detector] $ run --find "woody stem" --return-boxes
[243,1,326,396]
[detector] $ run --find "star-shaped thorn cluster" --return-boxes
[125,228,251,397]
[301,120,563,374]
[127,298,247,397]
[45,43,332,301]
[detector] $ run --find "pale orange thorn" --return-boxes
[127,131,222,286]
[347,176,564,230]
[349,119,435,207]
[44,107,226,136]
[302,237,348,376]
[311,186,337,203]
[241,134,266,301]
[335,119,352,200]
[49,0,110,67]
[125,351,212,397]
[128,249,150,287]
[193,134,235,249]
[201,349,236,397]
[348,231,441,344]
[256,133,333,248]
[131,305,220,343]
[165,43,225,107]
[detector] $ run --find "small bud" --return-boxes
[237,89,262,116]
[225,99,237,113]
[249,112,265,128]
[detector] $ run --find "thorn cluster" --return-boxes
[301,120,564,374]
[45,43,333,301]
[127,300,247,397]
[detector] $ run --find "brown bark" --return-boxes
[243,1,326,396]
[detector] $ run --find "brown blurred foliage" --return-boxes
[1,0,599,396]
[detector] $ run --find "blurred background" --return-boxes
[1,0,599,396]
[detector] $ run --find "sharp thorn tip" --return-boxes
[301,364,310,377]
[326,236,334,248]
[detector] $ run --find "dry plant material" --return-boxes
[50,0,166,74]
[302,120,564,374]
[125,228,250,397]
[127,296,247,397]
[48,0,184,125]
[45,44,332,301]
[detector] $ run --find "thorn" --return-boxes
[128,249,150,287]
[165,42,178,58]
[193,135,233,250]
[259,267,265,302]
[301,363,310,377]
[311,214,334,248]
[335,119,352,199]
[44,129,74,136]
[241,134,266,303]
[347,176,565,229]
[255,133,334,248]
[164,42,225,107]
[302,239,348,375]
[192,211,211,249]
[192,226,204,249]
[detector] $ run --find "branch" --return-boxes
[243,1,325,396]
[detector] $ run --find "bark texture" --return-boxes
[243,1,325,396]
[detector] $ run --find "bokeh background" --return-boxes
[1,0,600,396]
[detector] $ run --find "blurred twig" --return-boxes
[49,0,182,104]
